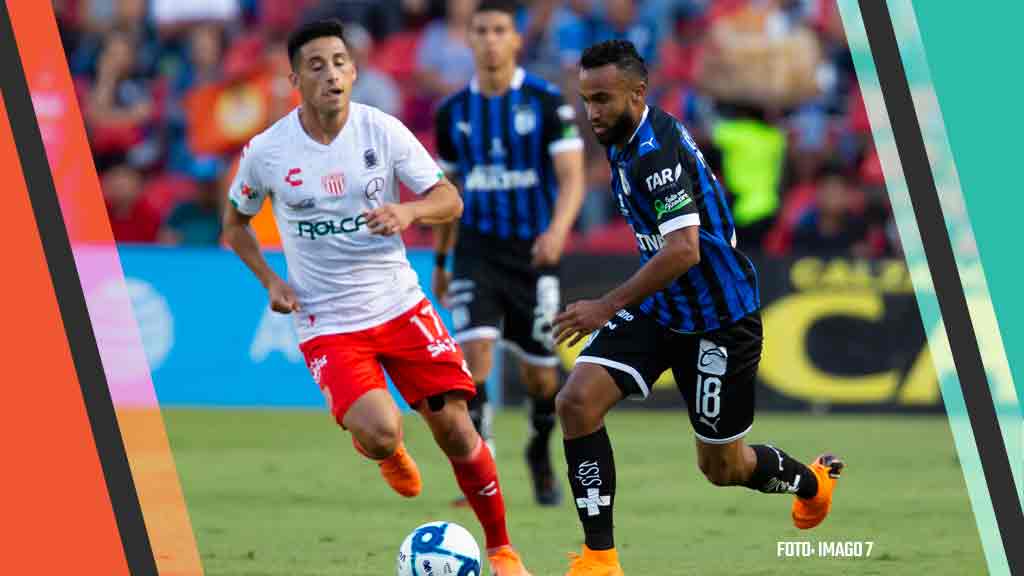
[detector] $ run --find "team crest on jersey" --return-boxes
[514,106,537,135]
[364,148,378,169]
[322,172,346,196]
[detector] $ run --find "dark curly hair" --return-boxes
[580,40,648,83]
[474,0,520,18]
[288,18,347,70]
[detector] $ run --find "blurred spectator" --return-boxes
[85,30,156,166]
[103,163,160,243]
[348,24,402,116]
[592,0,660,64]
[713,113,786,248]
[415,0,478,100]
[158,179,224,245]
[307,0,406,40]
[697,0,822,112]
[151,0,240,28]
[791,163,868,257]
[71,0,160,79]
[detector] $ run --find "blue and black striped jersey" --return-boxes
[435,68,583,241]
[609,105,760,333]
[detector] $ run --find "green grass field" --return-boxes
[164,409,985,575]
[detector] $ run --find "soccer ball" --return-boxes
[396,521,481,576]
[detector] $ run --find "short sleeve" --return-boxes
[227,140,269,216]
[434,102,459,175]
[387,114,443,195]
[634,141,700,236]
[542,91,583,156]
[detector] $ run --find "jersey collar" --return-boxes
[470,67,526,94]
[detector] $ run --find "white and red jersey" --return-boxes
[229,103,443,342]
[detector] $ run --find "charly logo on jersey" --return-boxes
[464,165,539,191]
[240,182,257,200]
[296,215,369,239]
[285,167,303,187]
[654,190,693,219]
[646,162,683,193]
[514,105,537,135]
[322,172,345,196]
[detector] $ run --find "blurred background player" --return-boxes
[431,0,586,507]
[553,40,844,575]
[222,19,531,575]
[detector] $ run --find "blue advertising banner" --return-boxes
[118,245,452,409]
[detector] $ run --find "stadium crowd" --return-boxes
[55,0,897,258]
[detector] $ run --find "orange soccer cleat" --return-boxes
[792,453,845,529]
[488,545,533,576]
[565,546,624,576]
[378,443,422,498]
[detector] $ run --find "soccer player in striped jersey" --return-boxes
[432,0,585,507]
[552,40,845,575]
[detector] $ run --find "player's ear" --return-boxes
[288,69,300,89]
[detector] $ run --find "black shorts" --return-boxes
[577,306,763,444]
[448,230,560,367]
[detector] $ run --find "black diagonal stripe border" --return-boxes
[0,3,158,574]
[858,0,1024,571]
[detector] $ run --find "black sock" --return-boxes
[565,427,615,550]
[744,444,818,499]
[527,395,556,469]
[467,383,490,440]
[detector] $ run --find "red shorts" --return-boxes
[299,298,476,425]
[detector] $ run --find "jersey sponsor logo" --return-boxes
[363,148,378,169]
[464,165,540,191]
[296,215,369,239]
[365,177,384,203]
[322,172,345,196]
[635,232,665,252]
[514,105,537,135]
[654,190,693,220]
[645,162,683,193]
[285,168,303,187]
[698,339,728,376]
[285,197,316,210]
[308,355,328,385]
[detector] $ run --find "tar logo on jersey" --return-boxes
[285,168,303,187]
[363,148,378,169]
[646,162,683,192]
[514,106,537,135]
[322,172,345,196]
[698,339,728,376]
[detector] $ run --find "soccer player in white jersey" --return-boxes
[222,19,532,575]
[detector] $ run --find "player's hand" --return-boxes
[365,203,415,236]
[268,277,301,314]
[553,298,616,347]
[432,266,451,306]
[531,228,568,268]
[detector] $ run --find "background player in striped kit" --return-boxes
[552,40,845,575]
[432,0,585,507]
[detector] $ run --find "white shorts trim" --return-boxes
[453,326,501,343]
[503,340,560,368]
[575,355,650,398]
[694,423,753,445]
[658,213,701,236]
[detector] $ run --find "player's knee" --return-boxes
[555,386,590,428]
[428,403,479,458]
[354,420,402,459]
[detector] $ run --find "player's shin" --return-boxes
[743,444,818,499]
[449,435,511,551]
[564,426,616,551]
[526,394,556,465]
